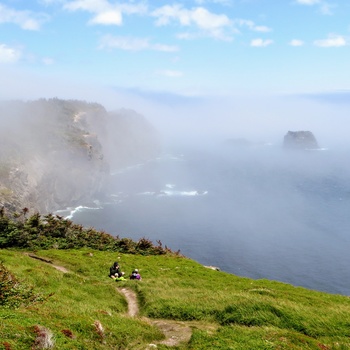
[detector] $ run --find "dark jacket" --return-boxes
[109,262,121,277]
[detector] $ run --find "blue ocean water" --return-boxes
[66,145,350,296]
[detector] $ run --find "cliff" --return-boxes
[0,99,160,214]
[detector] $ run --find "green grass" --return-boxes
[1,248,350,349]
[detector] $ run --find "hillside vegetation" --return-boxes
[0,214,350,349]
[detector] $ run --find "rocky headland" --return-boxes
[0,99,160,214]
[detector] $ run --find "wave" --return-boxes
[163,190,208,197]
[306,148,329,151]
[56,205,102,220]
[165,184,175,189]
[138,190,208,197]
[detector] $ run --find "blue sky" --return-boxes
[1,0,350,144]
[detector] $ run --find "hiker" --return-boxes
[130,268,141,280]
[109,261,125,280]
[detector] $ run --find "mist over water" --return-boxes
[69,143,350,296]
[3,53,350,296]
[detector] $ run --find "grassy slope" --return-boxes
[1,249,350,350]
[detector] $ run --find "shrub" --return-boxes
[0,211,176,256]
[0,262,44,309]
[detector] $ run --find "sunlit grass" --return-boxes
[1,249,350,349]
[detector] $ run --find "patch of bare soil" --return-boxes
[149,319,192,346]
[118,287,139,317]
[51,264,69,273]
[117,287,193,347]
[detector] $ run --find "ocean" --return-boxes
[60,144,350,296]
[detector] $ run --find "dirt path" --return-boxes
[149,319,193,347]
[117,287,192,347]
[118,287,139,317]
[51,264,69,273]
[26,253,70,273]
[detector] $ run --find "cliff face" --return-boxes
[0,99,160,214]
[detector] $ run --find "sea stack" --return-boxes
[283,131,319,150]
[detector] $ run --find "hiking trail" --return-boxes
[118,287,193,347]
[27,253,70,273]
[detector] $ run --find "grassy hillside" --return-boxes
[1,248,350,349]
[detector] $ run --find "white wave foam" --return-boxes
[306,147,329,151]
[166,190,208,197]
[165,184,175,189]
[138,190,208,197]
[62,205,102,220]
[138,191,157,196]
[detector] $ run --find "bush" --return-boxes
[0,211,177,256]
[0,262,44,309]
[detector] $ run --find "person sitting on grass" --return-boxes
[109,262,125,281]
[130,268,141,280]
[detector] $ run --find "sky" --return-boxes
[1,0,350,145]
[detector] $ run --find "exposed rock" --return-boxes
[204,265,220,271]
[283,131,319,150]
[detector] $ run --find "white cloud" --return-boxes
[295,0,334,15]
[0,44,21,63]
[289,39,304,46]
[152,5,232,40]
[314,34,347,47]
[193,7,230,29]
[89,11,122,25]
[254,25,271,33]
[250,38,273,47]
[64,0,107,12]
[152,5,230,29]
[176,30,232,41]
[194,0,232,5]
[64,0,146,26]
[157,70,183,78]
[99,35,179,52]
[236,19,272,32]
[39,0,64,4]
[118,3,148,15]
[295,0,320,4]
[152,43,179,52]
[0,4,48,30]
